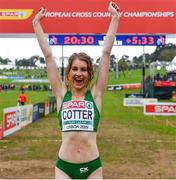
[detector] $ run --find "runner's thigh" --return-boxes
[87,167,103,179]
[55,167,71,179]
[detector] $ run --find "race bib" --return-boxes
[61,100,94,131]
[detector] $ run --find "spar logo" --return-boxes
[0,9,33,20]
[63,101,85,109]
[155,105,176,113]
[63,100,93,110]
[4,111,16,130]
[145,103,176,115]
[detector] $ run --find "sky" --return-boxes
[0,35,175,67]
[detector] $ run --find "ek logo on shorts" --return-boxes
[80,167,89,173]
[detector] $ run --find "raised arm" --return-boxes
[32,7,66,100]
[92,2,120,107]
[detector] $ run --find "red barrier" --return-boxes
[154,80,176,87]
[0,125,3,139]
[122,83,141,89]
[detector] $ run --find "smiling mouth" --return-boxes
[74,79,83,85]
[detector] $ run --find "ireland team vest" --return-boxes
[58,90,100,132]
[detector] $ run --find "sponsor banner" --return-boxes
[124,98,158,107]
[0,125,3,139]
[0,9,33,20]
[12,79,49,83]
[19,104,33,128]
[144,102,176,116]
[125,93,143,98]
[0,75,24,79]
[0,0,176,33]
[3,107,21,137]
[0,76,8,79]
[108,83,141,91]
[122,83,141,89]
[38,102,45,118]
[6,76,24,80]
[45,101,50,116]
[32,103,39,122]
[107,85,123,91]
[154,80,176,87]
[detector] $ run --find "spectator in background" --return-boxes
[20,84,25,91]
[18,91,27,106]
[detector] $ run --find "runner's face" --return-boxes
[68,59,89,90]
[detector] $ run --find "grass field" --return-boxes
[108,69,149,84]
[0,69,176,178]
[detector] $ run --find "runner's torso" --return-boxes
[58,90,100,162]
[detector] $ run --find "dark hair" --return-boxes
[65,52,94,84]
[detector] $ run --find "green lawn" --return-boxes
[108,68,150,85]
[102,90,176,135]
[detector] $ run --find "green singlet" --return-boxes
[58,90,100,132]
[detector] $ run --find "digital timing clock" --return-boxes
[49,34,103,46]
[63,35,95,45]
[119,35,165,46]
[49,34,166,46]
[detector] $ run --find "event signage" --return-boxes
[45,101,50,116]
[20,105,33,128]
[38,102,45,118]
[49,34,166,46]
[107,85,122,91]
[3,105,33,137]
[0,126,3,139]
[154,80,176,87]
[32,103,39,122]
[124,98,158,107]
[0,0,176,34]
[3,107,21,137]
[144,103,176,115]
[107,83,141,91]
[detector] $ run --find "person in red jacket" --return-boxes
[18,91,27,106]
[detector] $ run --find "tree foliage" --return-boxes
[132,43,176,65]
[0,43,176,69]
[96,54,117,71]
[0,56,12,64]
[15,55,40,67]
